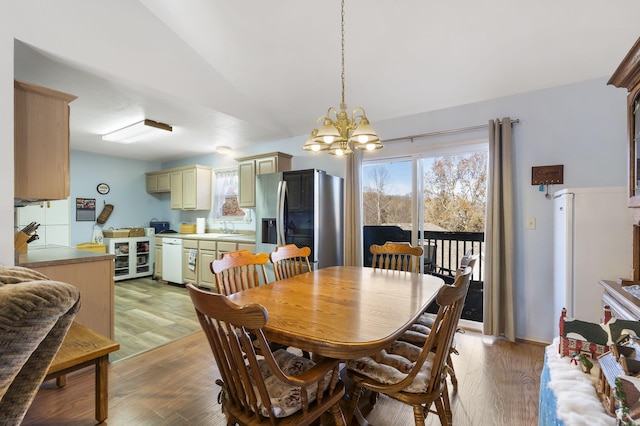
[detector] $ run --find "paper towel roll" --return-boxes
[196,217,206,234]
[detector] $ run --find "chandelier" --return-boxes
[302,0,382,156]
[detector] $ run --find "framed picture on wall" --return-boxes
[76,198,96,221]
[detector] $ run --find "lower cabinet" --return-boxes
[105,236,155,281]
[183,239,198,285]
[154,237,256,288]
[154,237,163,279]
[30,257,115,339]
[198,240,217,289]
[193,239,256,291]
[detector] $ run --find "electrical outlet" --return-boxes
[526,217,536,230]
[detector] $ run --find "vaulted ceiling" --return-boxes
[12,1,640,162]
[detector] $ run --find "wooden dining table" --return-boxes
[227,265,444,360]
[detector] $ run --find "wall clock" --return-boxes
[96,183,110,195]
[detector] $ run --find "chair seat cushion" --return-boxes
[254,349,332,418]
[346,341,435,394]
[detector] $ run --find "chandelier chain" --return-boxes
[302,0,382,155]
[341,0,345,106]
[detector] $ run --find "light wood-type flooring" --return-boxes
[112,277,201,362]
[23,326,547,425]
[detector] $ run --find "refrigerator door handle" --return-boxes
[276,180,287,246]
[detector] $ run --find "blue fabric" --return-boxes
[539,352,564,426]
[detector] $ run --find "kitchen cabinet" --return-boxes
[236,152,292,208]
[105,236,155,281]
[19,250,115,339]
[146,171,171,193]
[198,240,217,289]
[15,199,70,248]
[182,239,198,284]
[170,165,212,210]
[609,38,640,281]
[14,80,77,201]
[154,237,163,279]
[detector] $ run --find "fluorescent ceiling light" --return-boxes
[102,119,172,143]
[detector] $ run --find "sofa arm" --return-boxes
[0,266,81,426]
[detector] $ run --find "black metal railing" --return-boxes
[423,231,484,284]
[362,226,485,322]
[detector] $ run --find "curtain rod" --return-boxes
[383,118,520,144]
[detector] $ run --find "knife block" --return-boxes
[14,231,29,254]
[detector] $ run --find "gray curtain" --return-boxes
[483,117,516,341]
[344,150,363,266]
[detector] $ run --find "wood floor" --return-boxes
[23,326,546,425]
[112,277,201,362]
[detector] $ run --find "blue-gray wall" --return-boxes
[61,76,628,343]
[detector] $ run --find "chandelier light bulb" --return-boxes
[335,148,344,156]
[323,135,335,144]
[365,142,376,151]
[357,135,369,143]
[311,144,321,152]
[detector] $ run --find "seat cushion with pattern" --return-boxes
[345,341,435,394]
[254,349,333,418]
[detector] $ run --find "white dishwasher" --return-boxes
[162,237,184,284]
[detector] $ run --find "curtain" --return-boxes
[344,150,363,266]
[212,168,242,218]
[483,117,516,342]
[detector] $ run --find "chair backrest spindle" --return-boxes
[370,242,423,273]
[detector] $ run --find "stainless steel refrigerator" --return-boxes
[255,169,344,271]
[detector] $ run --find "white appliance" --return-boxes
[553,187,632,323]
[162,237,184,284]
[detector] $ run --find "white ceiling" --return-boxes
[12,0,640,162]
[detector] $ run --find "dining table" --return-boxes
[227,265,444,360]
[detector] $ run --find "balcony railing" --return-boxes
[363,226,484,322]
[422,230,484,284]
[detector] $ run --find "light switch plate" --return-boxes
[526,217,536,230]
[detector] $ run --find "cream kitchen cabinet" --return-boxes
[154,237,163,279]
[146,171,171,193]
[105,236,155,281]
[182,238,255,291]
[198,240,217,289]
[182,239,198,285]
[236,152,292,207]
[170,165,212,210]
[14,80,77,201]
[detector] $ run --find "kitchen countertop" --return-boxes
[18,247,115,269]
[154,233,256,244]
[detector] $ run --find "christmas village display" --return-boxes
[559,307,640,423]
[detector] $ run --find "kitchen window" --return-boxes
[212,168,246,219]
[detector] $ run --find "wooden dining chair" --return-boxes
[187,284,346,425]
[210,249,270,296]
[404,252,480,390]
[269,244,312,280]
[370,241,424,273]
[345,267,472,426]
[211,249,295,355]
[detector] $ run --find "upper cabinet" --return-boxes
[145,170,171,193]
[14,80,77,201]
[609,36,640,281]
[170,165,212,210]
[608,36,640,207]
[236,152,292,207]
